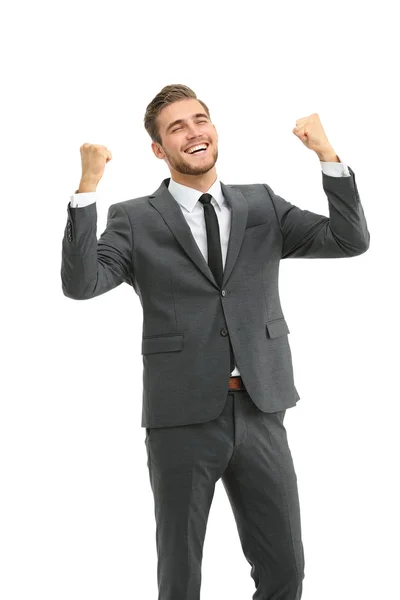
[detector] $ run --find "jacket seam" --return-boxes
[116,202,135,279]
[263,183,283,237]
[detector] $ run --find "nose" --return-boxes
[186,123,203,137]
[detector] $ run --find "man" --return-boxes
[61,84,370,600]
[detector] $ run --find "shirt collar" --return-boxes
[168,177,225,213]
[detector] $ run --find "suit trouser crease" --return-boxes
[145,388,305,600]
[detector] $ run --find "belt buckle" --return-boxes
[229,376,243,391]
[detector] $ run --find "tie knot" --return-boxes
[198,193,212,206]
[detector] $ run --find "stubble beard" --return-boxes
[166,145,218,176]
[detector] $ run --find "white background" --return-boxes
[1,0,399,598]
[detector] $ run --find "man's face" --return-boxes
[151,99,218,176]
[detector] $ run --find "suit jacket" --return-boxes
[61,167,370,428]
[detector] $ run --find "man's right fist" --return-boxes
[80,143,112,183]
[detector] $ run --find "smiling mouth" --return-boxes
[184,144,209,156]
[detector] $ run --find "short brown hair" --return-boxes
[144,84,211,146]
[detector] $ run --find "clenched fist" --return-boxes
[292,113,334,157]
[80,143,112,183]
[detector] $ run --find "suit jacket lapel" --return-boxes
[148,178,249,288]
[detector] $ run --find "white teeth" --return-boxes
[186,144,208,154]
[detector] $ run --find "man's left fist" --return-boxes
[292,113,333,154]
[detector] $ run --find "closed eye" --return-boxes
[172,120,208,133]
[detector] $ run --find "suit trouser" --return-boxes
[145,386,305,600]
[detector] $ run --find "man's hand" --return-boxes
[75,143,113,193]
[80,143,112,183]
[292,113,338,161]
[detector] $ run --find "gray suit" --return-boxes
[62,167,369,429]
[61,167,370,599]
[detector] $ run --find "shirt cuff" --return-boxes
[320,156,351,177]
[70,191,97,208]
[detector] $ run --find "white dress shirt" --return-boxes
[69,159,350,376]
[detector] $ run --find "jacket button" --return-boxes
[221,290,226,297]
[220,328,228,336]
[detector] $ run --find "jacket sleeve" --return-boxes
[61,201,133,300]
[265,166,370,258]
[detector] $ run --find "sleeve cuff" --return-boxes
[320,156,351,177]
[70,191,97,208]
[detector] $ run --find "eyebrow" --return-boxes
[165,113,209,133]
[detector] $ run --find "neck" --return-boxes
[170,168,217,193]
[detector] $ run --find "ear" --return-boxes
[151,142,164,159]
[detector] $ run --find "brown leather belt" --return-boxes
[229,376,245,390]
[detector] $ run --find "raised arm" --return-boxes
[61,144,134,300]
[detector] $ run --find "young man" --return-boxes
[61,84,370,600]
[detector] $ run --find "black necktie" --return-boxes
[198,193,235,374]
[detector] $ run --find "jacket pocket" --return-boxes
[265,318,290,338]
[141,333,184,355]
